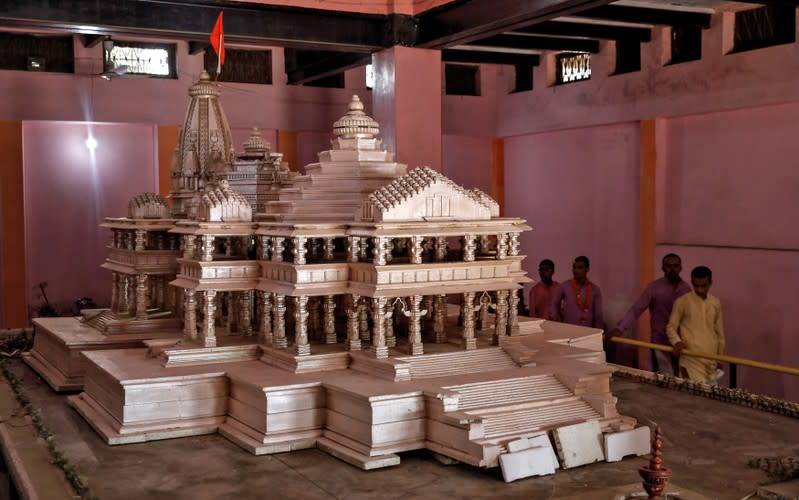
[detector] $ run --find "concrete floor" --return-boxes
[4,358,797,500]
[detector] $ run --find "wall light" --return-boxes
[85,136,98,151]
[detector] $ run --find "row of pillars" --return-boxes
[112,229,180,252]
[110,272,176,320]
[181,288,520,358]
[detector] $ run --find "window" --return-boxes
[670,25,702,64]
[0,33,73,73]
[204,48,272,84]
[556,52,590,84]
[106,41,176,78]
[614,40,641,75]
[445,64,480,96]
[733,5,795,53]
[512,64,533,93]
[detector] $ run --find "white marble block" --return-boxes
[604,426,651,462]
[499,446,556,482]
[552,421,605,469]
[528,434,560,470]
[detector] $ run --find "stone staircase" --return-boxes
[426,372,623,467]
[81,310,118,332]
[395,347,518,379]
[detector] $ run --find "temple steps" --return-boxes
[445,374,573,411]
[81,310,117,331]
[477,398,601,439]
[395,348,517,379]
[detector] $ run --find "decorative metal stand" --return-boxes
[638,426,672,499]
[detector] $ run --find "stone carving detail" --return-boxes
[346,294,362,351]
[272,294,287,349]
[258,291,272,344]
[496,233,509,260]
[462,291,477,350]
[128,193,169,219]
[198,179,253,222]
[323,295,337,344]
[463,234,477,262]
[494,290,509,345]
[509,232,520,256]
[360,167,497,223]
[347,236,360,263]
[294,296,310,356]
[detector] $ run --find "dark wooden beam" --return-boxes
[188,41,209,55]
[466,33,600,53]
[285,50,371,85]
[442,49,540,66]
[574,5,712,28]
[79,34,104,48]
[0,0,400,52]
[416,0,614,48]
[513,20,651,41]
[738,0,799,6]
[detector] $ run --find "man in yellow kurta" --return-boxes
[666,266,724,383]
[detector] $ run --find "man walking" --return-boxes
[549,256,603,329]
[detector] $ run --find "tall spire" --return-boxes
[170,70,234,217]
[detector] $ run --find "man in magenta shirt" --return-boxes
[549,256,603,329]
[607,253,691,374]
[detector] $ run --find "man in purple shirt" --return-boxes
[607,253,691,375]
[549,256,603,329]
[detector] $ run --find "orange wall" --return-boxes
[0,121,26,327]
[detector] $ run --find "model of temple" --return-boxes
[25,71,639,474]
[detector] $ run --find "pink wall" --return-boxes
[654,103,799,400]
[442,64,499,138]
[504,123,641,329]
[442,135,492,194]
[23,121,157,315]
[0,38,362,133]
[496,12,799,136]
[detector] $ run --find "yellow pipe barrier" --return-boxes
[609,336,799,377]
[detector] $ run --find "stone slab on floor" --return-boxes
[500,446,556,482]
[605,426,651,463]
[553,420,605,469]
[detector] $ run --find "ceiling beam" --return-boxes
[737,0,799,6]
[285,50,371,85]
[78,34,104,48]
[512,20,651,42]
[416,0,615,48]
[573,5,712,28]
[465,33,600,53]
[0,0,403,52]
[442,49,540,66]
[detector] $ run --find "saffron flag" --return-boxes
[210,12,224,74]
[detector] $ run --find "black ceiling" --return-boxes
[0,0,792,84]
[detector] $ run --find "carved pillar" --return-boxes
[200,234,215,262]
[272,294,287,349]
[509,232,520,256]
[463,234,476,262]
[373,237,387,266]
[434,294,447,344]
[110,272,119,312]
[134,229,147,251]
[294,296,310,356]
[508,290,520,336]
[183,289,197,342]
[410,235,424,264]
[258,235,271,260]
[258,291,273,344]
[135,274,148,320]
[323,295,337,344]
[370,297,388,358]
[292,236,308,265]
[346,294,362,351]
[272,237,285,262]
[494,290,509,345]
[347,236,360,263]
[385,300,396,348]
[359,299,370,342]
[183,235,196,260]
[496,233,509,260]
[407,294,424,356]
[200,290,217,347]
[435,236,447,261]
[323,237,335,261]
[462,291,476,350]
[478,293,492,331]
[239,291,253,336]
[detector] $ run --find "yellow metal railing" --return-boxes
[609,337,799,382]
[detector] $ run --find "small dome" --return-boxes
[332,95,380,139]
[242,128,270,155]
[188,70,221,98]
